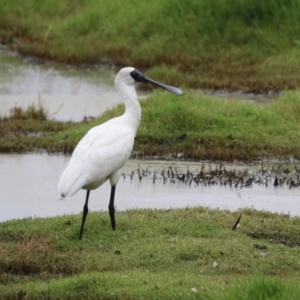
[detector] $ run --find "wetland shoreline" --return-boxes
[2,0,300,91]
[1,49,300,161]
[1,2,300,298]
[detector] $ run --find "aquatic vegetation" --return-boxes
[125,163,300,190]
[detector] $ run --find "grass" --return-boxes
[1,90,300,160]
[0,207,300,299]
[223,276,300,300]
[1,0,300,90]
[0,103,74,153]
[136,90,300,160]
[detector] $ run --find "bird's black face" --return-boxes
[130,69,146,82]
[130,69,183,95]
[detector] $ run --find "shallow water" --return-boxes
[0,49,122,121]
[0,50,278,122]
[0,154,299,222]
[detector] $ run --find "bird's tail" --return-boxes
[57,170,85,200]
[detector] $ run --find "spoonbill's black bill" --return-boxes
[130,69,183,95]
[57,67,183,239]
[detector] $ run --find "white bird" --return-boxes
[58,67,183,239]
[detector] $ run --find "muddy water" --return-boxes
[0,154,299,222]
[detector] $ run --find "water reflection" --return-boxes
[0,154,299,222]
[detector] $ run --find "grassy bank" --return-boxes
[1,91,300,161]
[1,0,300,90]
[0,207,300,299]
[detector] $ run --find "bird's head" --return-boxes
[114,67,136,87]
[115,67,183,95]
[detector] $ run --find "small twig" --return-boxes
[232,213,243,230]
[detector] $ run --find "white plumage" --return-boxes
[58,67,182,239]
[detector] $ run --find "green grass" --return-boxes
[0,104,74,153]
[1,0,300,90]
[0,207,300,299]
[2,90,300,160]
[223,276,300,300]
[136,90,300,160]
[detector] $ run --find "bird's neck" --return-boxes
[117,84,142,136]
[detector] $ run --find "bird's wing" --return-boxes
[58,124,135,198]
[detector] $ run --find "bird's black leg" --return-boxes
[79,190,90,240]
[108,186,116,230]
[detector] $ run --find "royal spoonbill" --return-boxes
[58,67,183,239]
